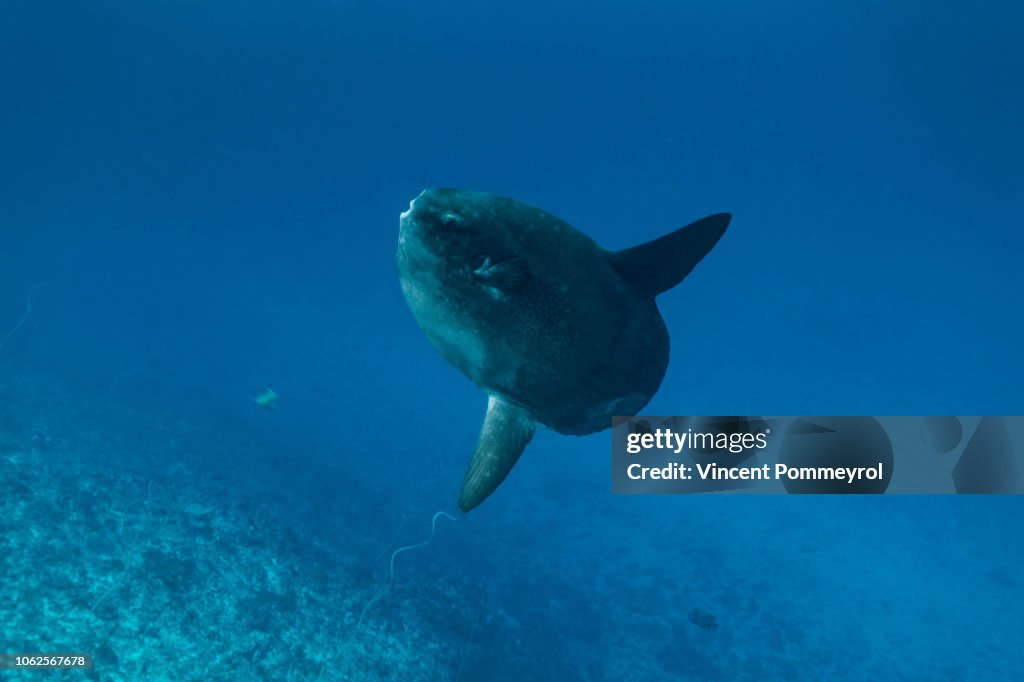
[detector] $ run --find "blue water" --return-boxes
[1,1,1022,680]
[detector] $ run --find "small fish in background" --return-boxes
[688,607,718,631]
[251,388,279,410]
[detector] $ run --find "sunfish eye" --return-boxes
[441,211,462,229]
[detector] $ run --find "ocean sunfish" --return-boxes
[396,188,730,512]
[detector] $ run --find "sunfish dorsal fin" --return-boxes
[458,395,536,512]
[609,213,731,297]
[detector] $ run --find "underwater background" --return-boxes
[1,1,1022,680]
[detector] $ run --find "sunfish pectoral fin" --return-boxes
[458,395,536,512]
[474,257,530,291]
[609,212,731,297]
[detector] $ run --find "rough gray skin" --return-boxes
[397,187,729,512]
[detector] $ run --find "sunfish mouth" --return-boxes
[401,188,434,221]
[400,198,416,220]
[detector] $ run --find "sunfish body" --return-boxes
[397,188,730,512]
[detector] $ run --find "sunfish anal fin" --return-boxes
[458,395,535,512]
